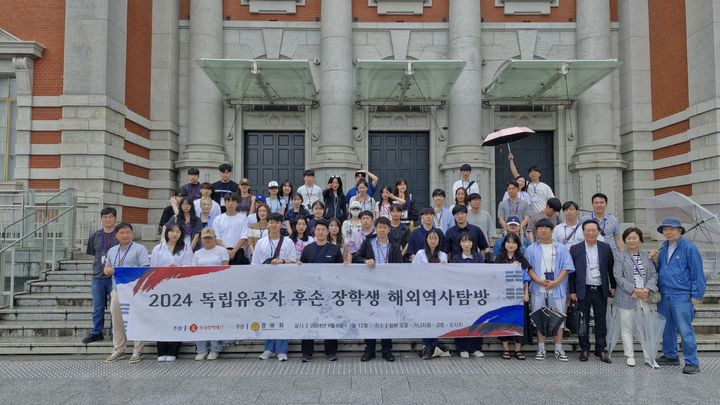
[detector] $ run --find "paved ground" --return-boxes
[1,353,718,404]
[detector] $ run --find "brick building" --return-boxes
[0,0,718,233]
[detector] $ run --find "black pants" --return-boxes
[301,339,338,357]
[228,248,249,265]
[156,341,181,357]
[579,285,608,353]
[364,339,392,354]
[455,337,483,352]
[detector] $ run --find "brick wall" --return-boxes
[125,0,153,119]
[31,107,62,120]
[30,131,62,144]
[125,119,151,139]
[0,0,65,96]
[28,179,60,190]
[29,155,61,169]
[122,206,149,224]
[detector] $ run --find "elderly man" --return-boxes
[652,217,706,374]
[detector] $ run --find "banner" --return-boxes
[115,263,525,341]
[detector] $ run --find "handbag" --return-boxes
[566,301,581,334]
[647,290,662,305]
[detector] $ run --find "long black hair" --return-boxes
[324,176,345,201]
[291,216,310,242]
[499,232,525,262]
[177,197,199,226]
[423,228,443,263]
[454,232,481,262]
[328,217,344,246]
[164,223,186,255]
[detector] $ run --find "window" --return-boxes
[0,78,17,181]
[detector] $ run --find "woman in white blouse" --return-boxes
[149,224,193,362]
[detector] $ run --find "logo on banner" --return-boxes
[189,324,198,333]
[251,322,261,331]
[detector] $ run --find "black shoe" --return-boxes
[361,350,375,362]
[683,364,700,374]
[326,354,338,362]
[579,351,589,362]
[421,347,434,360]
[82,333,103,344]
[656,355,680,366]
[600,352,611,364]
[301,355,312,363]
[382,352,395,362]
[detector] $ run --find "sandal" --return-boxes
[501,351,511,360]
[514,351,526,360]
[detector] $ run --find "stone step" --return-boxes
[701,293,720,304]
[44,270,94,282]
[694,304,720,319]
[0,320,98,338]
[29,280,91,294]
[1,334,719,356]
[57,260,93,271]
[13,292,92,307]
[0,306,108,322]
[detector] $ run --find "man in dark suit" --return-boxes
[569,219,616,363]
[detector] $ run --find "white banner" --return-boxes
[115,263,525,341]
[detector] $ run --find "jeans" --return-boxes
[90,277,113,335]
[658,292,699,366]
[264,339,289,354]
[196,341,223,354]
[579,286,608,353]
[364,339,392,354]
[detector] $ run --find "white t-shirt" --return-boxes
[292,237,315,261]
[412,250,448,264]
[213,213,249,248]
[192,246,229,266]
[526,181,554,214]
[193,199,221,219]
[540,243,555,278]
[552,221,585,249]
[251,236,297,264]
[296,184,323,210]
[452,179,480,196]
[150,243,194,267]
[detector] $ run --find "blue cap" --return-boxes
[657,217,685,234]
[255,196,266,203]
[506,216,521,226]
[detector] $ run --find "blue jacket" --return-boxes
[524,241,575,299]
[657,237,706,300]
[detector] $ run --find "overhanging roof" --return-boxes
[196,59,318,105]
[482,59,621,105]
[355,60,466,105]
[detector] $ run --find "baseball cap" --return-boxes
[506,216,521,226]
[267,181,279,188]
[201,228,216,239]
[349,200,362,210]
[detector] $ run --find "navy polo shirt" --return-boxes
[443,223,489,257]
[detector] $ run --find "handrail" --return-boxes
[0,206,75,254]
[46,188,75,207]
[1,208,41,241]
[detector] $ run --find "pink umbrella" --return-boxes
[482,127,535,152]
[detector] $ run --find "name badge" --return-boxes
[101,254,107,264]
[633,274,645,289]
[220,197,225,207]
[589,266,601,279]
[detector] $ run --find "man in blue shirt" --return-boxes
[652,217,706,374]
[344,169,378,202]
[443,205,489,258]
[493,216,531,258]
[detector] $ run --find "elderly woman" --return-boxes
[613,227,658,368]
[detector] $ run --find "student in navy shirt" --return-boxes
[408,207,446,261]
[443,205,488,258]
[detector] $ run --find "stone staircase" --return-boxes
[1,258,719,355]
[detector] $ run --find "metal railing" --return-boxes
[0,189,78,307]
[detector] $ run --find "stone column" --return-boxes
[617,0,652,229]
[175,0,225,182]
[569,0,626,217]
[311,0,359,182]
[442,0,490,196]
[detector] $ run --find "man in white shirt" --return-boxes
[252,213,296,265]
[213,192,249,265]
[452,164,480,196]
[553,201,585,249]
[508,154,554,215]
[296,169,323,211]
[466,193,495,249]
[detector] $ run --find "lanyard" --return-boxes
[268,238,277,259]
[630,253,644,276]
[434,209,443,227]
[591,213,608,235]
[563,223,580,243]
[374,239,388,263]
[507,199,519,216]
[314,243,330,263]
[114,242,133,267]
[101,231,115,255]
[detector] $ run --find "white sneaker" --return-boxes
[432,347,451,357]
[554,350,569,362]
[165,356,176,362]
[104,351,126,363]
[471,351,485,358]
[195,352,208,361]
[278,353,288,362]
[207,351,220,360]
[258,350,274,360]
[535,350,546,360]
[157,356,167,362]
[644,358,660,369]
[626,357,636,367]
[460,351,470,358]
[129,352,143,364]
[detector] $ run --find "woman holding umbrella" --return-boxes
[613,227,659,368]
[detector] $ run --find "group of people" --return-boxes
[82,160,707,374]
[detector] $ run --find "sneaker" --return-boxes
[460,351,470,359]
[129,352,143,364]
[682,364,700,374]
[195,352,208,361]
[326,354,338,362]
[421,347,433,360]
[302,355,312,363]
[81,333,104,344]
[644,358,660,369]
[471,351,485,358]
[535,350,546,360]
[157,356,167,362]
[278,353,288,362]
[626,357,636,367]
[656,355,680,366]
[258,350,274,360]
[165,356,176,362]
[432,347,451,358]
[554,351,569,362]
[104,351,126,363]
[207,351,219,361]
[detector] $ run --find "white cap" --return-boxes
[267,181,279,188]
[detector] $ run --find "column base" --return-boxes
[175,143,228,184]
[569,146,627,221]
